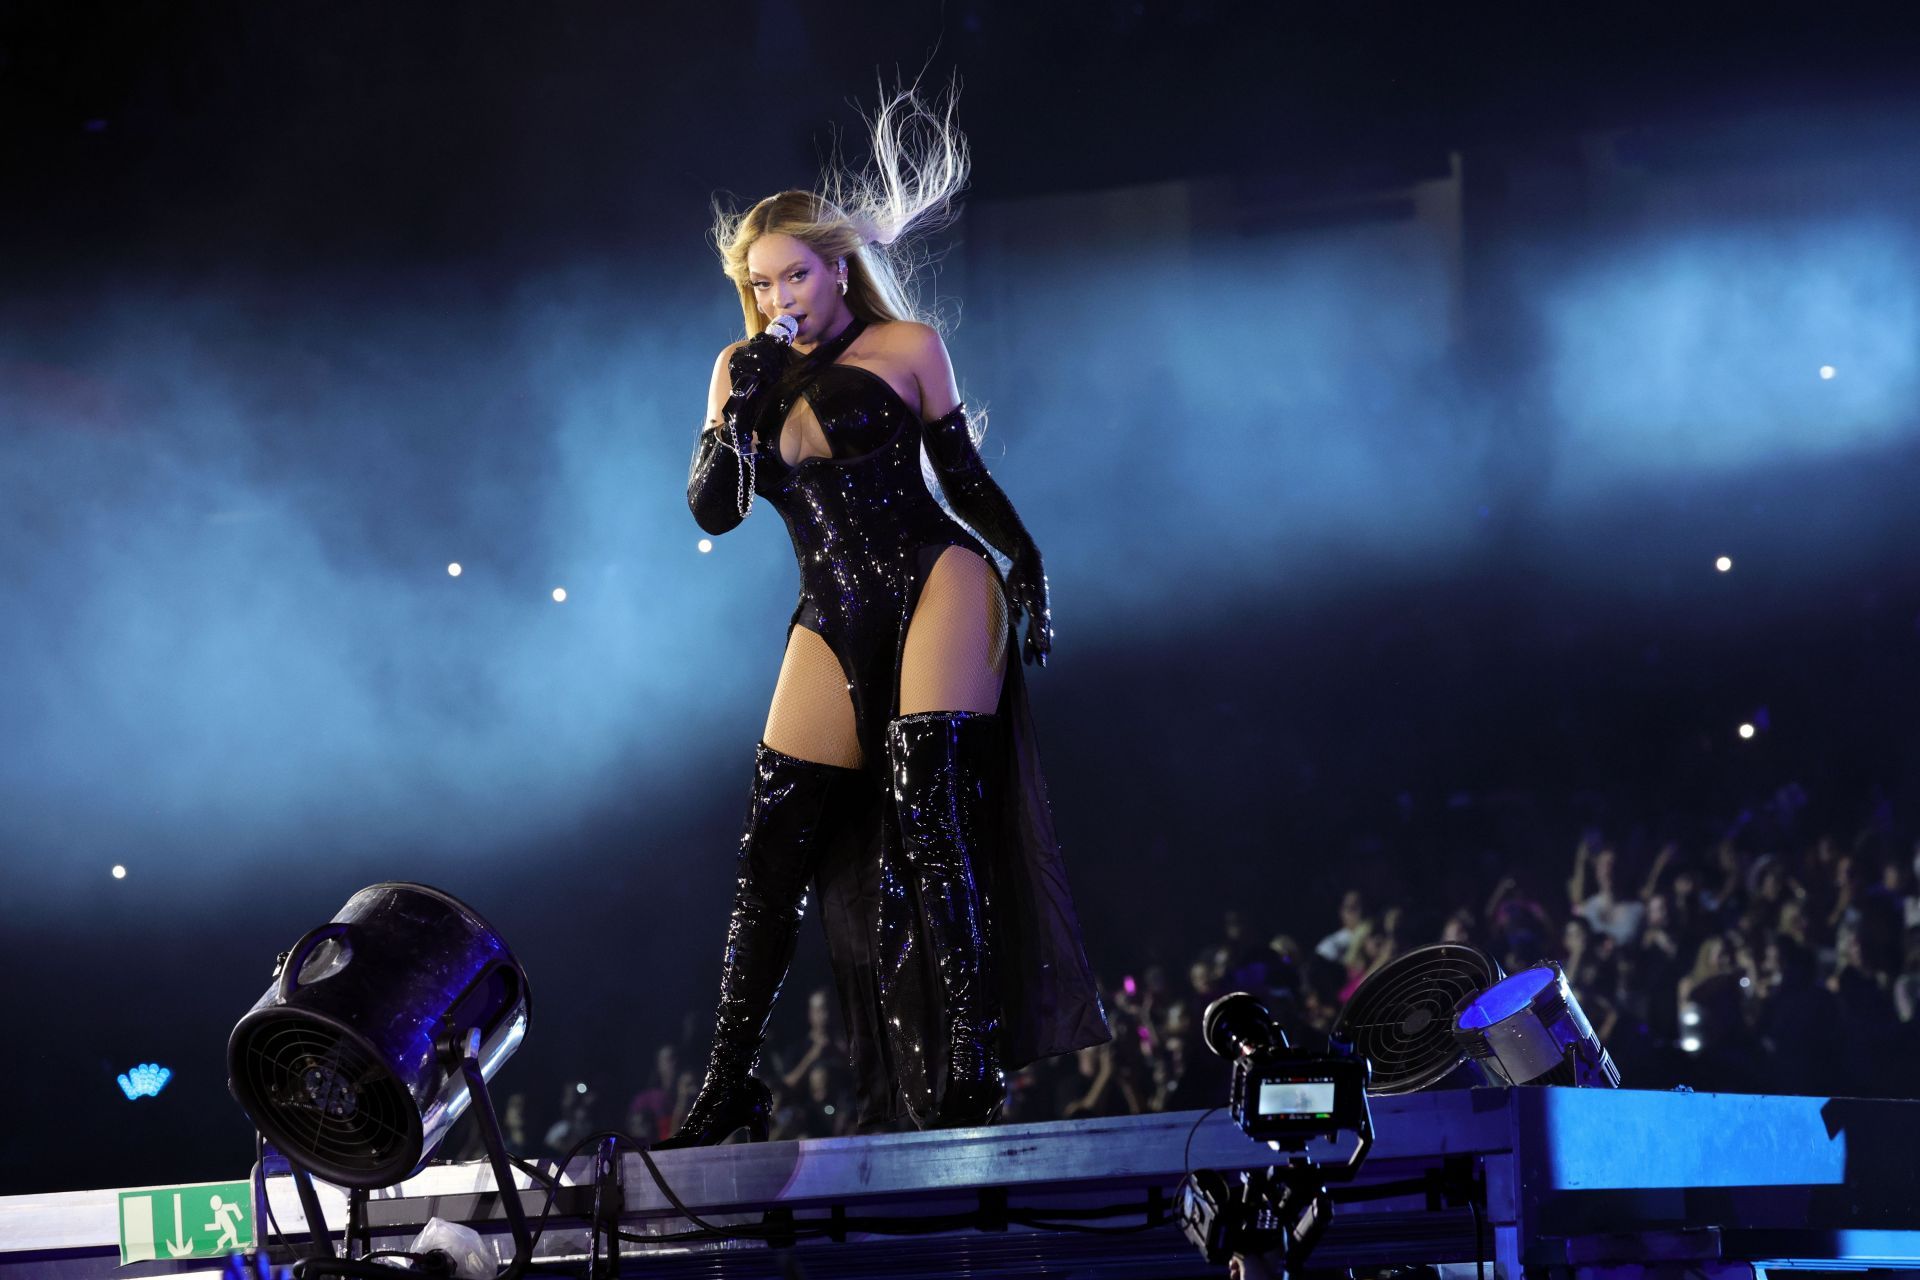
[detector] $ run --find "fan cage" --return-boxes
[232,1009,422,1188]
[1334,944,1502,1096]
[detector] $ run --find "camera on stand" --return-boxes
[1177,992,1374,1274]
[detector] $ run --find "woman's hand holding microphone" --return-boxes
[728,314,800,404]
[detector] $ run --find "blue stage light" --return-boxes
[117,1062,173,1099]
[1451,962,1619,1088]
[1454,964,1556,1032]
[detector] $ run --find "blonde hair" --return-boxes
[710,78,970,339]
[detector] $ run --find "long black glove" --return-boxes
[922,405,1052,667]
[727,330,793,403]
[687,332,795,535]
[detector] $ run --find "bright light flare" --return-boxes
[697,538,713,554]
[552,588,567,604]
[111,864,127,880]
[447,562,463,577]
[1819,365,1836,380]
[1715,556,1733,573]
[1738,723,1756,740]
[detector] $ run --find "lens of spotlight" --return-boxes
[1451,961,1619,1088]
[552,588,567,603]
[1715,556,1733,572]
[448,563,463,577]
[697,538,713,554]
[112,864,127,880]
[1738,723,1755,739]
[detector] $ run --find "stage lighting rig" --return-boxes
[1451,961,1619,1089]
[1176,993,1374,1273]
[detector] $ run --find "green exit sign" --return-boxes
[118,1180,255,1263]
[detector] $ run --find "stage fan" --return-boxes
[1331,943,1502,1095]
[229,882,531,1188]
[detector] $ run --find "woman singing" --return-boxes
[661,87,1108,1146]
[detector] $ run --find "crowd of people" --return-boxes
[505,821,1920,1155]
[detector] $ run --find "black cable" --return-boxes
[1471,1186,1487,1280]
[511,1156,560,1191]
[630,1138,841,1242]
[253,1137,289,1253]
[1181,1106,1227,1177]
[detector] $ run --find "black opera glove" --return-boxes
[687,424,749,535]
[921,404,1053,668]
[686,332,795,536]
[727,329,794,403]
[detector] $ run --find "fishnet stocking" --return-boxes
[764,625,864,768]
[899,547,1008,716]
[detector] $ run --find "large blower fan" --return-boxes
[1331,943,1502,1095]
[229,882,531,1188]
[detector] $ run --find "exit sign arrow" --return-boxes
[118,1180,255,1264]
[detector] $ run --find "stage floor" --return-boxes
[6,1088,1920,1278]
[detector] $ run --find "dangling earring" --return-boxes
[837,276,848,297]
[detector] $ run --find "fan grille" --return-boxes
[233,1013,418,1187]
[1333,943,1501,1096]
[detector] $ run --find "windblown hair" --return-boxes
[711,79,970,339]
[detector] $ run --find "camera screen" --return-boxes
[1257,1079,1336,1117]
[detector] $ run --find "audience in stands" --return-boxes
[519,818,1920,1150]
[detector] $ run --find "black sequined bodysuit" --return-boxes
[748,317,992,763]
[687,316,1109,1124]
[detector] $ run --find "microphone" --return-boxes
[765,314,800,344]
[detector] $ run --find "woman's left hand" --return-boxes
[1006,554,1052,668]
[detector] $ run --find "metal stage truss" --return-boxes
[6,1087,1920,1278]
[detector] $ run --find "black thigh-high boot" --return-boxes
[658,743,854,1148]
[887,710,1008,1128]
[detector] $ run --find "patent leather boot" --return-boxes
[657,743,853,1148]
[887,711,1008,1129]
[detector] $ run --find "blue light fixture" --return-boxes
[1452,961,1619,1088]
[117,1063,173,1099]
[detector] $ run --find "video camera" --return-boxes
[1176,993,1374,1272]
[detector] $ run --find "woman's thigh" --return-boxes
[763,624,863,768]
[898,547,1008,717]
